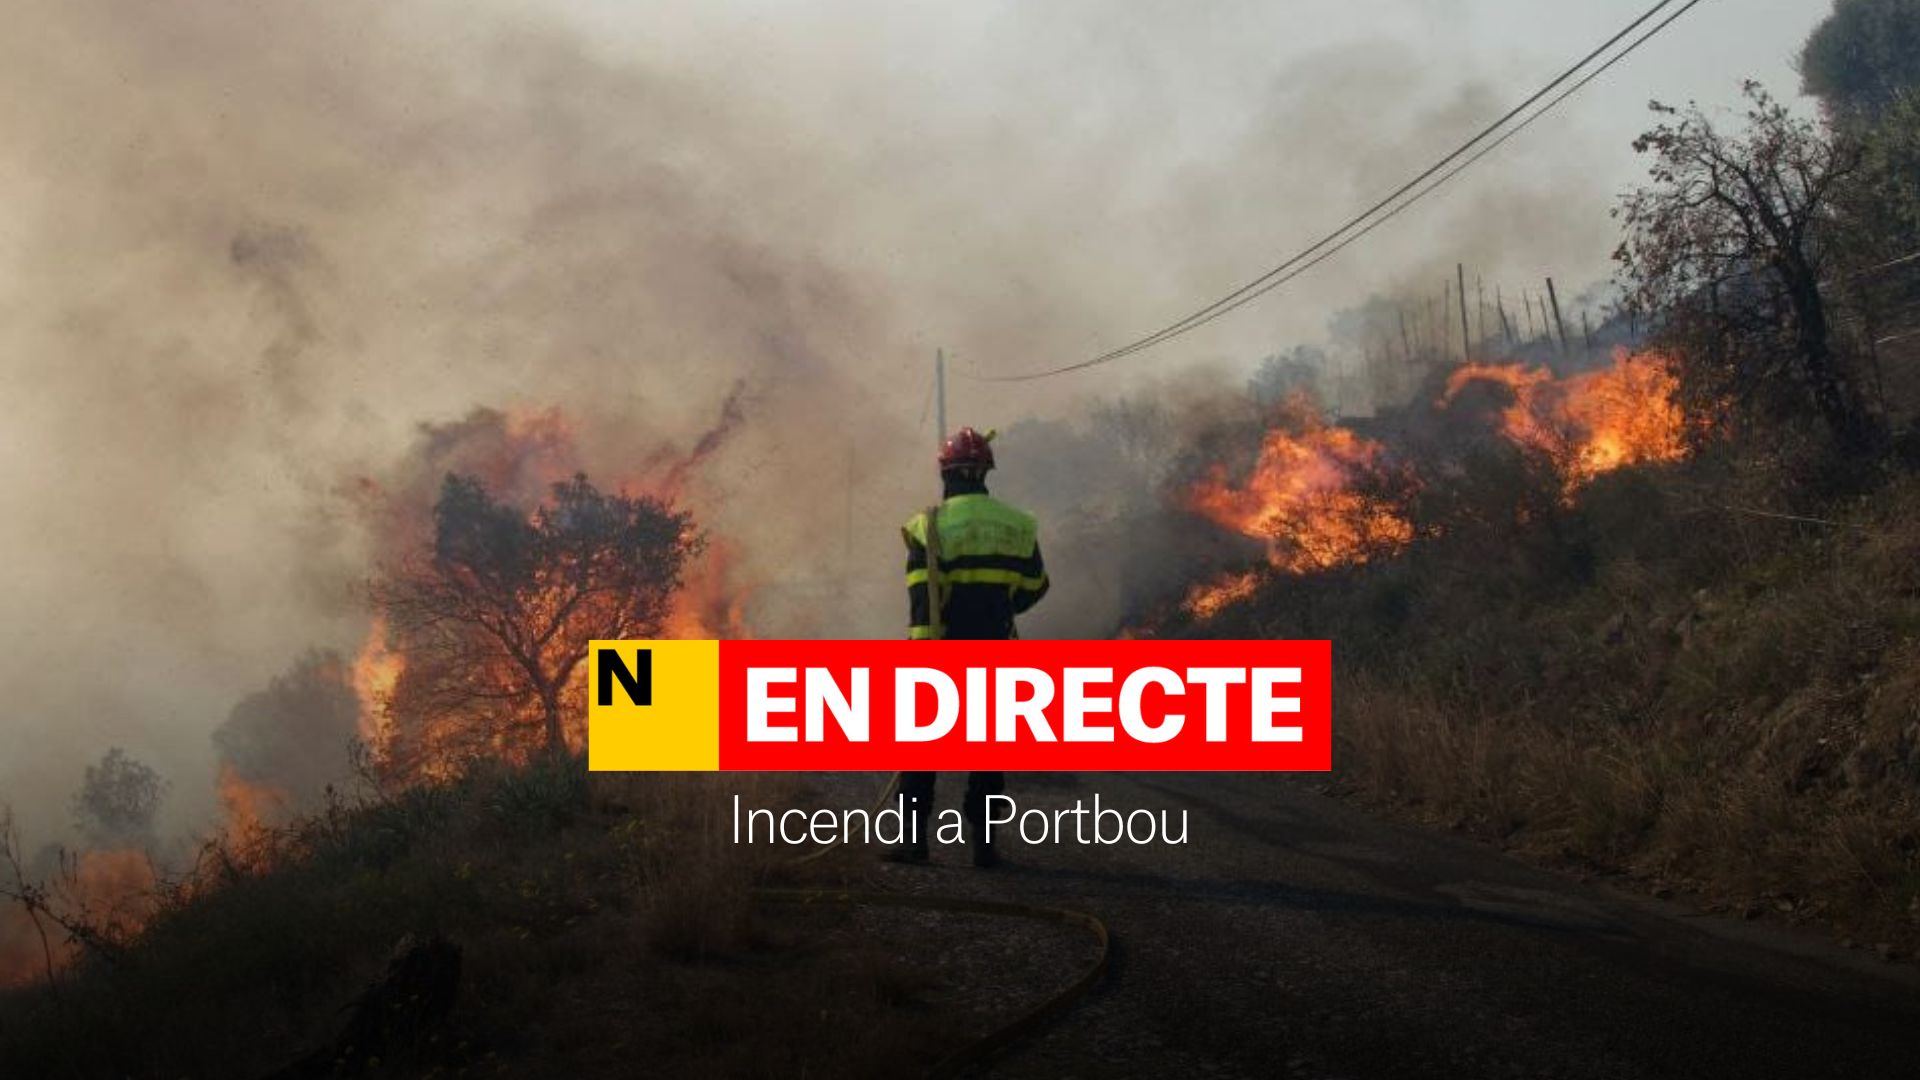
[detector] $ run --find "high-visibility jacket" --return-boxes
[903,493,1049,640]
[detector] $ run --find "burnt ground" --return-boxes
[806,772,1920,1080]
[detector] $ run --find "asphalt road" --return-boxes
[861,772,1920,1080]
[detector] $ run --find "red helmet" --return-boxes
[938,427,995,472]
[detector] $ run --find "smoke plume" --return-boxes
[1,0,1666,841]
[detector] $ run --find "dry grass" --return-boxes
[1238,454,1920,952]
[0,763,967,1079]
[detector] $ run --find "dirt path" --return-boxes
[834,772,1920,1079]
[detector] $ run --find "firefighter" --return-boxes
[889,426,1049,867]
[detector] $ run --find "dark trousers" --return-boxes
[897,771,1004,843]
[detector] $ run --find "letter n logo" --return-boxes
[598,647,652,706]
[589,640,718,772]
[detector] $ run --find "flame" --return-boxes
[218,763,291,837]
[69,848,158,928]
[664,540,751,640]
[1440,349,1687,491]
[1181,570,1262,620]
[1,849,157,988]
[1179,403,1415,618]
[351,615,404,746]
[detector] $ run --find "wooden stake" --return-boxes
[1457,263,1472,363]
[1545,277,1569,355]
[1475,275,1487,350]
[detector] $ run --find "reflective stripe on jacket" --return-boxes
[903,493,1048,640]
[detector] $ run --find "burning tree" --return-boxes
[368,472,700,780]
[1614,83,1878,453]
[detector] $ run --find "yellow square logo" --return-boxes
[588,640,720,771]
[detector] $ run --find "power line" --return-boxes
[1847,248,1920,279]
[1114,0,1710,345]
[970,0,1710,383]
[973,0,1694,382]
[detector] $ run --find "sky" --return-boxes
[553,0,1827,384]
[0,0,1836,843]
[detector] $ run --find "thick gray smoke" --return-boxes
[0,0,1809,841]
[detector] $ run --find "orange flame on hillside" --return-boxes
[1,848,158,988]
[351,615,405,746]
[1182,569,1262,621]
[1180,405,1415,617]
[1439,349,1687,490]
[217,763,292,838]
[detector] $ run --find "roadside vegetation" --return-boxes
[1171,0,1920,957]
[1194,448,1920,955]
[0,763,977,1078]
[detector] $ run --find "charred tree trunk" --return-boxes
[1780,261,1875,453]
[1457,263,1472,362]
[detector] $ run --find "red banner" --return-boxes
[589,639,1331,772]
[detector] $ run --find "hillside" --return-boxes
[1,766,1044,1077]
[1171,446,1920,957]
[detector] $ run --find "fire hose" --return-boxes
[753,771,1112,1079]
